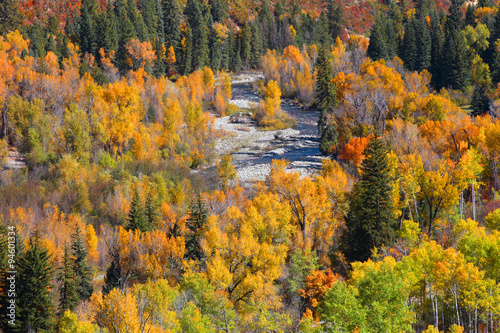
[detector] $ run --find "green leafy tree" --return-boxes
[162,0,182,68]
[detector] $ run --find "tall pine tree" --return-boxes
[184,0,209,71]
[57,245,79,315]
[185,195,208,261]
[16,233,55,332]
[342,137,397,262]
[70,227,93,301]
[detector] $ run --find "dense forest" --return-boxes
[2,0,500,332]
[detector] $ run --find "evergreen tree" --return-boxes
[430,7,445,88]
[485,8,500,82]
[145,191,160,228]
[0,0,22,35]
[446,0,465,34]
[314,11,332,46]
[209,0,227,22]
[96,1,119,54]
[250,21,264,69]
[70,227,94,301]
[239,22,252,69]
[319,124,338,155]
[402,18,418,71]
[17,233,55,332]
[367,15,388,61]
[315,48,337,112]
[127,0,149,41]
[185,195,208,261]
[465,4,476,27]
[442,30,470,90]
[140,0,159,40]
[181,26,194,75]
[342,137,397,262]
[327,0,344,41]
[57,245,79,315]
[417,16,432,71]
[103,249,128,294]
[471,85,490,115]
[126,188,151,232]
[79,0,98,55]
[163,0,182,68]
[115,0,137,71]
[184,0,209,71]
[316,48,338,155]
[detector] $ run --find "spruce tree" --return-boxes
[250,21,264,69]
[342,137,397,262]
[367,15,388,61]
[17,233,55,332]
[79,0,98,55]
[314,11,332,46]
[209,0,227,22]
[70,227,93,301]
[471,85,490,115]
[140,0,159,40]
[430,7,445,88]
[181,26,194,75]
[96,1,119,54]
[327,0,344,41]
[315,47,337,112]
[0,0,22,35]
[239,22,252,69]
[145,191,160,228]
[442,30,470,90]
[127,188,151,232]
[103,248,128,294]
[162,0,182,69]
[57,245,79,315]
[417,16,432,71]
[184,0,209,71]
[185,195,208,261]
[402,18,418,71]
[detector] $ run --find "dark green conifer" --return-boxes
[96,1,119,54]
[250,21,264,69]
[184,0,209,71]
[162,0,182,66]
[342,137,397,263]
[70,227,93,301]
[209,0,227,22]
[471,85,490,115]
[0,0,22,35]
[103,249,128,294]
[367,15,388,61]
[145,191,160,228]
[58,245,79,315]
[79,0,98,55]
[402,18,418,71]
[126,188,151,232]
[417,16,432,70]
[239,22,252,69]
[140,0,159,40]
[465,4,476,27]
[17,233,55,332]
[442,30,470,90]
[185,195,208,261]
[314,11,332,46]
[327,0,344,41]
[181,26,193,75]
[315,47,337,112]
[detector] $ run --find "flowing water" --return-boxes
[228,80,324,180]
